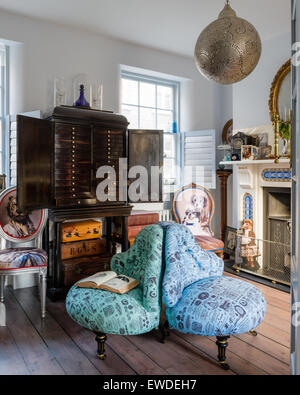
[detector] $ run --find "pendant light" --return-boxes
[194,0,262,85]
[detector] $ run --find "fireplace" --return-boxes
[226,159,292,287]
[262,187,291,284]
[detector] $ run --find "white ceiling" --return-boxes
[0,0,290,57]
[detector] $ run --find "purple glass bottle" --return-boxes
[74,84,90,108]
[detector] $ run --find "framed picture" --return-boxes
[0,175,6,193]
[241,145,259,161]
[224,226,238,256]
[222,119,233,145]
[0,186,47,243]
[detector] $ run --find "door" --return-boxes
[17,115,53,211]
[291,0,299,375]
[128,129,164,203]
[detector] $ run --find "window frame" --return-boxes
[0,45,9,174]
[120,70,180,187]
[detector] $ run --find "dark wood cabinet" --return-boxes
[16,106,164,299]
[17,106,129,210]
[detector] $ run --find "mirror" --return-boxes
[269,59,291,120]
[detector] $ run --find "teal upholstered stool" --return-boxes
[66,224,164,359]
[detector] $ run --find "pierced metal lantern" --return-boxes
[194,1,262,85]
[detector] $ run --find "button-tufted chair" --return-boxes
[173,184,224,258]
[159,222,266,370]
[66,224,164,360]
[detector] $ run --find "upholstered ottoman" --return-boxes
[66,225,164,360]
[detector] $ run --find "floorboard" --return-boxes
[0,272,291,375]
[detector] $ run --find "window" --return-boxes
[181,130,216,189]
[0,45,8,174]
[121,71,179,186]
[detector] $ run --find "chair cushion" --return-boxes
[160,223,224,308]
[0,248,47,270]
[166,276,266,336]
[66,285,159,336]
[194,236,224,252]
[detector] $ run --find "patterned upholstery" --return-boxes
[172,184,224,253]
[160,222,223,308]
[162,223,266,336]
[0,248,48,270]
[66,225,164,336]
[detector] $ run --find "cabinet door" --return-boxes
[93,127,127,204]
[54,123,95,207]
[128,129,164,203]
[17,115,53,211]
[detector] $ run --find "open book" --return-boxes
[76,271,139,294]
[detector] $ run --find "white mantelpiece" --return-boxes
[221,159,291,242]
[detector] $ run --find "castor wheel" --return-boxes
[97,352,107,361]
[219,362,230,371]
[249,330,258,337]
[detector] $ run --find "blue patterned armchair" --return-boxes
[159,222,266,370]
[66,224,164,360]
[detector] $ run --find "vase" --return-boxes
[74,84,90,108]
[282,139,290,157]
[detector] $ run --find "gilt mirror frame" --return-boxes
[269,59,291,119]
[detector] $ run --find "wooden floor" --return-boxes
[0,273,291,375]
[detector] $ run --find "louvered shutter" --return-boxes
[7,111,41,187]
[181,130,216,189]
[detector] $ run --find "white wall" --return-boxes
[0,10,232,289]
[233,32,291,131]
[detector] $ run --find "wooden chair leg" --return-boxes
[40,269,47,319]
[216,336,230,370]
[94,332,107,360]
[0,276,5,303]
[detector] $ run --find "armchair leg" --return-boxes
[159,321,170,344]
[94,332,107,360]
[216,336,230,370]
[249,330,258,337]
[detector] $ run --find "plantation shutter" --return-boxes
[181,130,216,189]
[7,111,41,187]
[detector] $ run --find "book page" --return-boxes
[101,275,137,292]
[77,271,116,287]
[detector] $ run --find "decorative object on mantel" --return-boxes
[194,0,262,85]
[261,168,292,182]
[269,59,292,164]
[222,119,233,144]
[217,145,232,169]
[241,145,258,161]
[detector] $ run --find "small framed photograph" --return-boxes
[241,145,258,161]
[259,145,272,159]
[224,226,238,256]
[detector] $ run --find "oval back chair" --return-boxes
[172,183,224,257]
[0,187,48,326]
